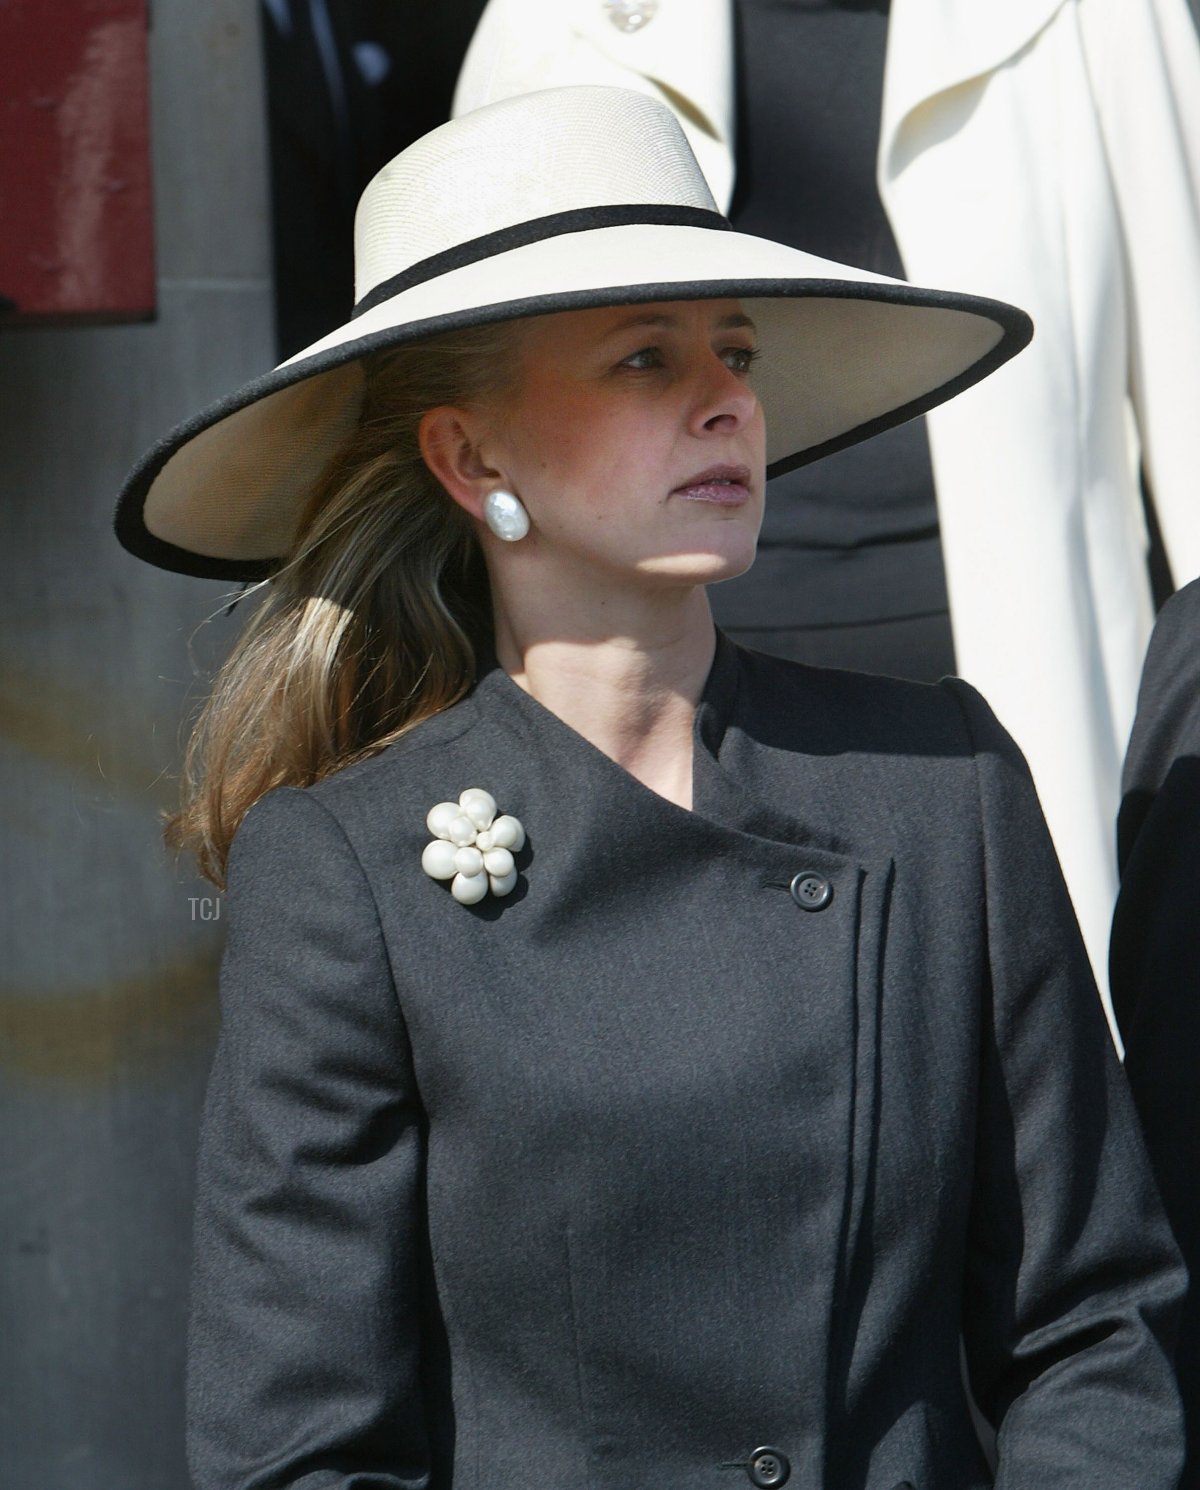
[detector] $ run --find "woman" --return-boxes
[115,87,1184,1489]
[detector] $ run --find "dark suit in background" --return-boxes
[261,0,488,357]
[1112,574,1200,1486]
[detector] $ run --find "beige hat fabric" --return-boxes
[115,85,1032,580]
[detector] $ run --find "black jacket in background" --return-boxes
[1112,573,1200,1487]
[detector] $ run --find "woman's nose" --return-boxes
[691,356,760,436]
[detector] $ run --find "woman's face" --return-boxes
[479,297,766,589]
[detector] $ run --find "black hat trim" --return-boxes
[352,205,732,318]
[115,278,1033,583]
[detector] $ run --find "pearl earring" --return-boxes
[482,488,530,542]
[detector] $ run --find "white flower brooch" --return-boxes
[420,789,526,905]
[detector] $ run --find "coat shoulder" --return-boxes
[310,689,488,807]
[731,643,991,764]
[229,691,491,866]
[1123,577,1200,792]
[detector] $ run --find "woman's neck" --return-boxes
[492,588,717,811]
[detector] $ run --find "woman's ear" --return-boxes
[418,406,499,520]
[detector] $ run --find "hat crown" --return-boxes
[353,86,719,305]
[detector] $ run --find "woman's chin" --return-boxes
[642,541,758,586]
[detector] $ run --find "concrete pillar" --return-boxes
[0,2,272,1483]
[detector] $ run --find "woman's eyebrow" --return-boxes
[602,311,758,336]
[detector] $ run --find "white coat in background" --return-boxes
[453,0,1200,1012]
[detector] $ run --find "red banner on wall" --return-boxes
[0,0,155,325]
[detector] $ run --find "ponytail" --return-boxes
[167,322,518,886]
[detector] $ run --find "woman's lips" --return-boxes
[672,465,753,506]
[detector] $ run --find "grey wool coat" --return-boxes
[188,632,1184,1490]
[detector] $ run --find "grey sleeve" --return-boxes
[941,678,1185,1490]
[187,787,431,1490]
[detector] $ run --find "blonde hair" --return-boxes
[167,321,520,887]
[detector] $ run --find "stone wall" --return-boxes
[0,3,271,1483]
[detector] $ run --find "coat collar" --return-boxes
[570,0,1069,198]
[469,630,862,861]
[568,0,734,148]
[473,625,742,781]
[454,0,1068,212]
[880,0,1068,182]
[453,0,736,208]
[694,624,741,761]
[568,0,736,208]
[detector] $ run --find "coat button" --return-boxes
[604,0,659,32]
[790,871,832,911]
[747,1446,790,1487]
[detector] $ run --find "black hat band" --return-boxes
[351,204,733,319]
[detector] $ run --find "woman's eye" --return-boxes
[617,344,760,374]
[620,346,664,371]
[724,345,762,375]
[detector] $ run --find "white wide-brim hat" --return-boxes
[116,85,1032,580]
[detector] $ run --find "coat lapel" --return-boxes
[571,0,736,206]
[567,0,734,150]
[880,0,1068,185]
[455,0,1068,213]
[453,0,736,209]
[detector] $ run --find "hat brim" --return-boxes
[115,223,1032,580]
